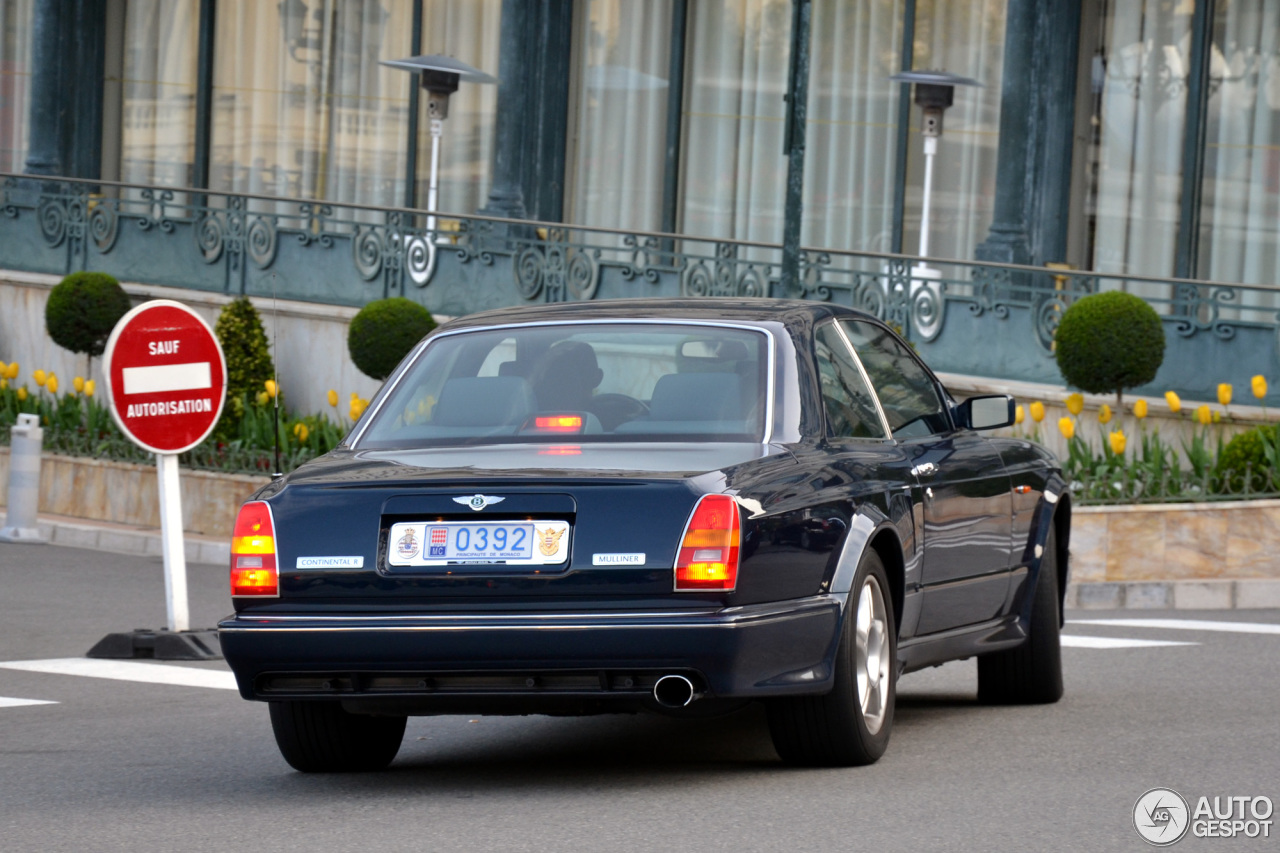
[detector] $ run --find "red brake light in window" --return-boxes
[674,495,741,592]
[230,500,279,597]
[533,415,585,433]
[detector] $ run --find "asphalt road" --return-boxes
[1,542,1276,852]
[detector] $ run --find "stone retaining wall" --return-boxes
[0,448,267,537]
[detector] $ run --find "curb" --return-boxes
[1065,580,1280,611]
[18,514,230,566]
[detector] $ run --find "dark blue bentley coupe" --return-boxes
[219,298,1069,771]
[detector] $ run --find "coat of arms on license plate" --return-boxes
[397,527,420,559]
[536,526,566,557]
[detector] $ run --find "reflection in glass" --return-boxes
[0,0,33,173]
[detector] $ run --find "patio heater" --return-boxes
[888,70,981,339]
[381,54,499,235]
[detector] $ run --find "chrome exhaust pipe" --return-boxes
[652,674,696,708]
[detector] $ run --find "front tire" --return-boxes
[269,701,406,772]
[977,524,1064,704]
[768,549,896,766]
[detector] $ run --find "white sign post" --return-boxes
[99,300,227,645]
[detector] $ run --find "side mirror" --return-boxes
[957,394,1015,431]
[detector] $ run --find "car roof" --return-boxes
[436,297,881,334]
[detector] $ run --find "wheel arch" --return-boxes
[828,506,905,636]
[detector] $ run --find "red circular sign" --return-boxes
[102,300,227,454]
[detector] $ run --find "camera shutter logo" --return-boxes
[1134,788,1191,846]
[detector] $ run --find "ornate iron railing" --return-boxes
[4,172,1280,405]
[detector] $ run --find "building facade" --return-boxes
[2,0,1275,284]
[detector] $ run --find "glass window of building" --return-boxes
[680,0,792,243]
[1086,0,1192,279]
[802,0,906,254]
[0,0,35,173]
[210,0,414,207]
[566,0,671,232]
[413,0,501,216]
[1196,1,1280,287]
[120,0,198,188]
[900,0,1005,262]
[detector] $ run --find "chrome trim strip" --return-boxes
[350,319,778,447]
[220,597,839,633]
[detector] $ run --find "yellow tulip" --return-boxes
[327,389,339,407]
[46,374,58,394]
[265,379,278,399]
[17,386,28,401]
[1058,417,1075,440]
[33,369,46,387]
[1133,399,1148,419]
[1109,430,1126,455]
[1014,405,1025,425]
[1218,383,1232,407]
[351,391,359,401]
[1029,401,1045,423]
[294,423,310,443]
[256,391,269,406]
[1196,404,1212,425]
[1065,393,1084,416]
[0,361,6,376]
[1252,375,1267,399]
[1165,391,1181,413]
[1098,404,1112,424]
[0,379,6,390]
[350,403,363,421]
[84,379,95,397]
[5,362,18,380]
[73,376,85,394]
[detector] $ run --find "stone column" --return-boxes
[479,0,530,220]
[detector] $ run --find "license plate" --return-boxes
[387,520,570,567]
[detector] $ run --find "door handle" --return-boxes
[911,462,938,477]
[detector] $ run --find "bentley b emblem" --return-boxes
[536,526,566,557]
[454,494,506,511]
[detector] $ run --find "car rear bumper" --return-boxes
[218,595,843,708]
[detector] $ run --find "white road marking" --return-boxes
[0,658,236,690]
[0,696,58,708]
[1071,618,1280,636]
[1060,635,1196,649]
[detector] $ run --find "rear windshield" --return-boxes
[354,322,769,448]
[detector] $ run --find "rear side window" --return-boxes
[839,320,950,439]
[355,323,769,447]
[813,323,887,439]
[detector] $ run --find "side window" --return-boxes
[813,323,888,440]
[840,320,949,439]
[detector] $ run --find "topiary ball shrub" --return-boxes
[348,298,435,380]
[1055,291,1165,403]
[214,297,276,441]
[45,271,131,359]
[1215,425,1280,494]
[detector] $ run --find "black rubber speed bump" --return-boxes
[87,628,222,661]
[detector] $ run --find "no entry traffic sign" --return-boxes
[103,300,227,455]
[101,299,228,636]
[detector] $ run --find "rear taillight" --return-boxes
[230,500,278,597]
[674,495,741,592]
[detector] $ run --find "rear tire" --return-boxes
[269,701,406,772]
[978,524,1064,705]
[768,549,896,766]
